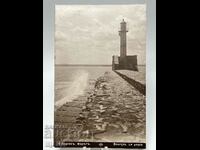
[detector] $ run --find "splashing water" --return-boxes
[55,70,89,109]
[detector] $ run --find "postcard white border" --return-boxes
[43,0,156,149]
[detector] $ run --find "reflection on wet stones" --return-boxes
[54,71,145,144]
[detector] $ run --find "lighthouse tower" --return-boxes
[112,19,138,71]
[119,19,128,67]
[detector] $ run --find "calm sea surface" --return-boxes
[55,66,112,82]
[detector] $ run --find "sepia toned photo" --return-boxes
[54,4,146,148]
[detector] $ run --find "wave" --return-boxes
[55,70,89,109]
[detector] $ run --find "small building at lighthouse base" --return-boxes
[112,55,138,71]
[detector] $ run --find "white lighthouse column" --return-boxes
[119,19,128,68]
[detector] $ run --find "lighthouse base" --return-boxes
[112,55,138,71]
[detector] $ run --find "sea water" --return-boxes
[55,66,112,107]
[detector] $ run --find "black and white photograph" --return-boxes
[54,4,146,148]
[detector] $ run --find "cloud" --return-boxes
[55,5,146,65]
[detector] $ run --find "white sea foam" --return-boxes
[55,70,89,109]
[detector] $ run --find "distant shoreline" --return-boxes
[55,64,146,67]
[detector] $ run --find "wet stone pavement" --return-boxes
[54,71,145,145]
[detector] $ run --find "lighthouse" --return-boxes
[119,19,128,67]
[112,19,138,71]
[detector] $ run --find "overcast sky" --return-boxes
[55,5,146,65]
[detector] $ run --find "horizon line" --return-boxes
[55,64,146,66]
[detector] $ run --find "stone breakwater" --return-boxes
[54,71,145,146]
[116,69,145,85]
[115,70,146,95]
